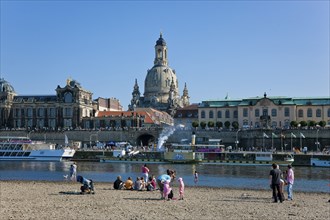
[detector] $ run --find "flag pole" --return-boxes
[291,134,292,152]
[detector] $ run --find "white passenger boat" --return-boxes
[310,158,330,167]
[0,136,75,161]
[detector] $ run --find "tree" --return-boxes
[308,120,317,127]
[224,121,231,129]
[192,121,199,129]
[216,121,223,129]
[319,121,326,127]
[290,121,298,128]
[200,121,207,129]
[232,121,239,129]
[300,121,307,127]
[208,121,214,128]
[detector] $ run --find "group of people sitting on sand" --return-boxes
[113,168,185,201]
[113,175,157,191]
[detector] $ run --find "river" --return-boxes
[0,161,329,193]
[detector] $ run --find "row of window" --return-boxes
[13,108,73,118]
[201,108,329,119]
[298,109,326,118]
[242,120,290,128]
[13,118,73,128]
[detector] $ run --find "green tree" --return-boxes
[300,121,307,127]
[208,121,215,128]
[216,121,223,129]
[319,121,326,127]
[224,121,231,129]
[232,121,239,129]
[308,120,317,127]
[290,121,298,128]
[192,121,199,129]
[200,121,207,129]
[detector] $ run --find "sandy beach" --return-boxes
[0,180,329,220]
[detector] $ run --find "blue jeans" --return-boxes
[287,183,293,200]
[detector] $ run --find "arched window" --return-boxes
[243,108,248,117]
[255,109,260,117]
[328,108,330,117]
[201,110,205,118]
[209,110,214,118]
[271,109,277,117]
[27,108,33,117]
[272,121,277,128]
[284,107,290,117]
[316,109,321,117]
[233,110,238,118]
[38,108,44,117]
[307,108,312,117]
[225,110,230,118]
[217,111,222,118]
[64,92,73,103]
[298,109,303,117]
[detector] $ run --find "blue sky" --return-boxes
[1,1,329,110]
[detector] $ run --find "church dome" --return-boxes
[144,65,179,104]
[0,78,15,93]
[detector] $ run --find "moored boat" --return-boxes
[310,158,330,167]
[163,150,201,164]
[200,151,294,166]
[0,136,75,161]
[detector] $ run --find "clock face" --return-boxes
[69,81,75,87]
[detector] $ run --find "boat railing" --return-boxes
[0,137,33,157]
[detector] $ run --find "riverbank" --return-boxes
[1,181,329,220]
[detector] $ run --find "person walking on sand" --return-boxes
[178,177,185,200]
[286,164,294,201]
[70,162,77,181]
[269,163,284,203]
[194,171,198,185]
[141,164,150,183]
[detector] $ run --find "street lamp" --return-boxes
[235,129,241,151]
[316,129,320,152]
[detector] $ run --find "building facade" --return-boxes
[128,33,190,116]
[93,97,123,112]
[0,77,94,130]
[82,107,173,130]
[199,93,330,129]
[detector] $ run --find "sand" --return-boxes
[0,180,329,220]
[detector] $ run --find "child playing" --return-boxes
[162,179,172,200]
[178,177,185,200]
[194,171,198,185]
[77,175,95,194]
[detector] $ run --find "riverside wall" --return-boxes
[1,128,329,152]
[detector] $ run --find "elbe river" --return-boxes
[0,161,329,193]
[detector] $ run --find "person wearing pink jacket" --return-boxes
[162,179,172,200]
[178,177,185,200]
[286,164,294,201]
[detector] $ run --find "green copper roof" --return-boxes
[200,96,330,107]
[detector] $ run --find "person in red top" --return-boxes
[141,164,150,183]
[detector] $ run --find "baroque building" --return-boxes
[0,77,94,130]
[128,33,190,116]
[198,93,330,129]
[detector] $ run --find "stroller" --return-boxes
[77,175,95,194]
